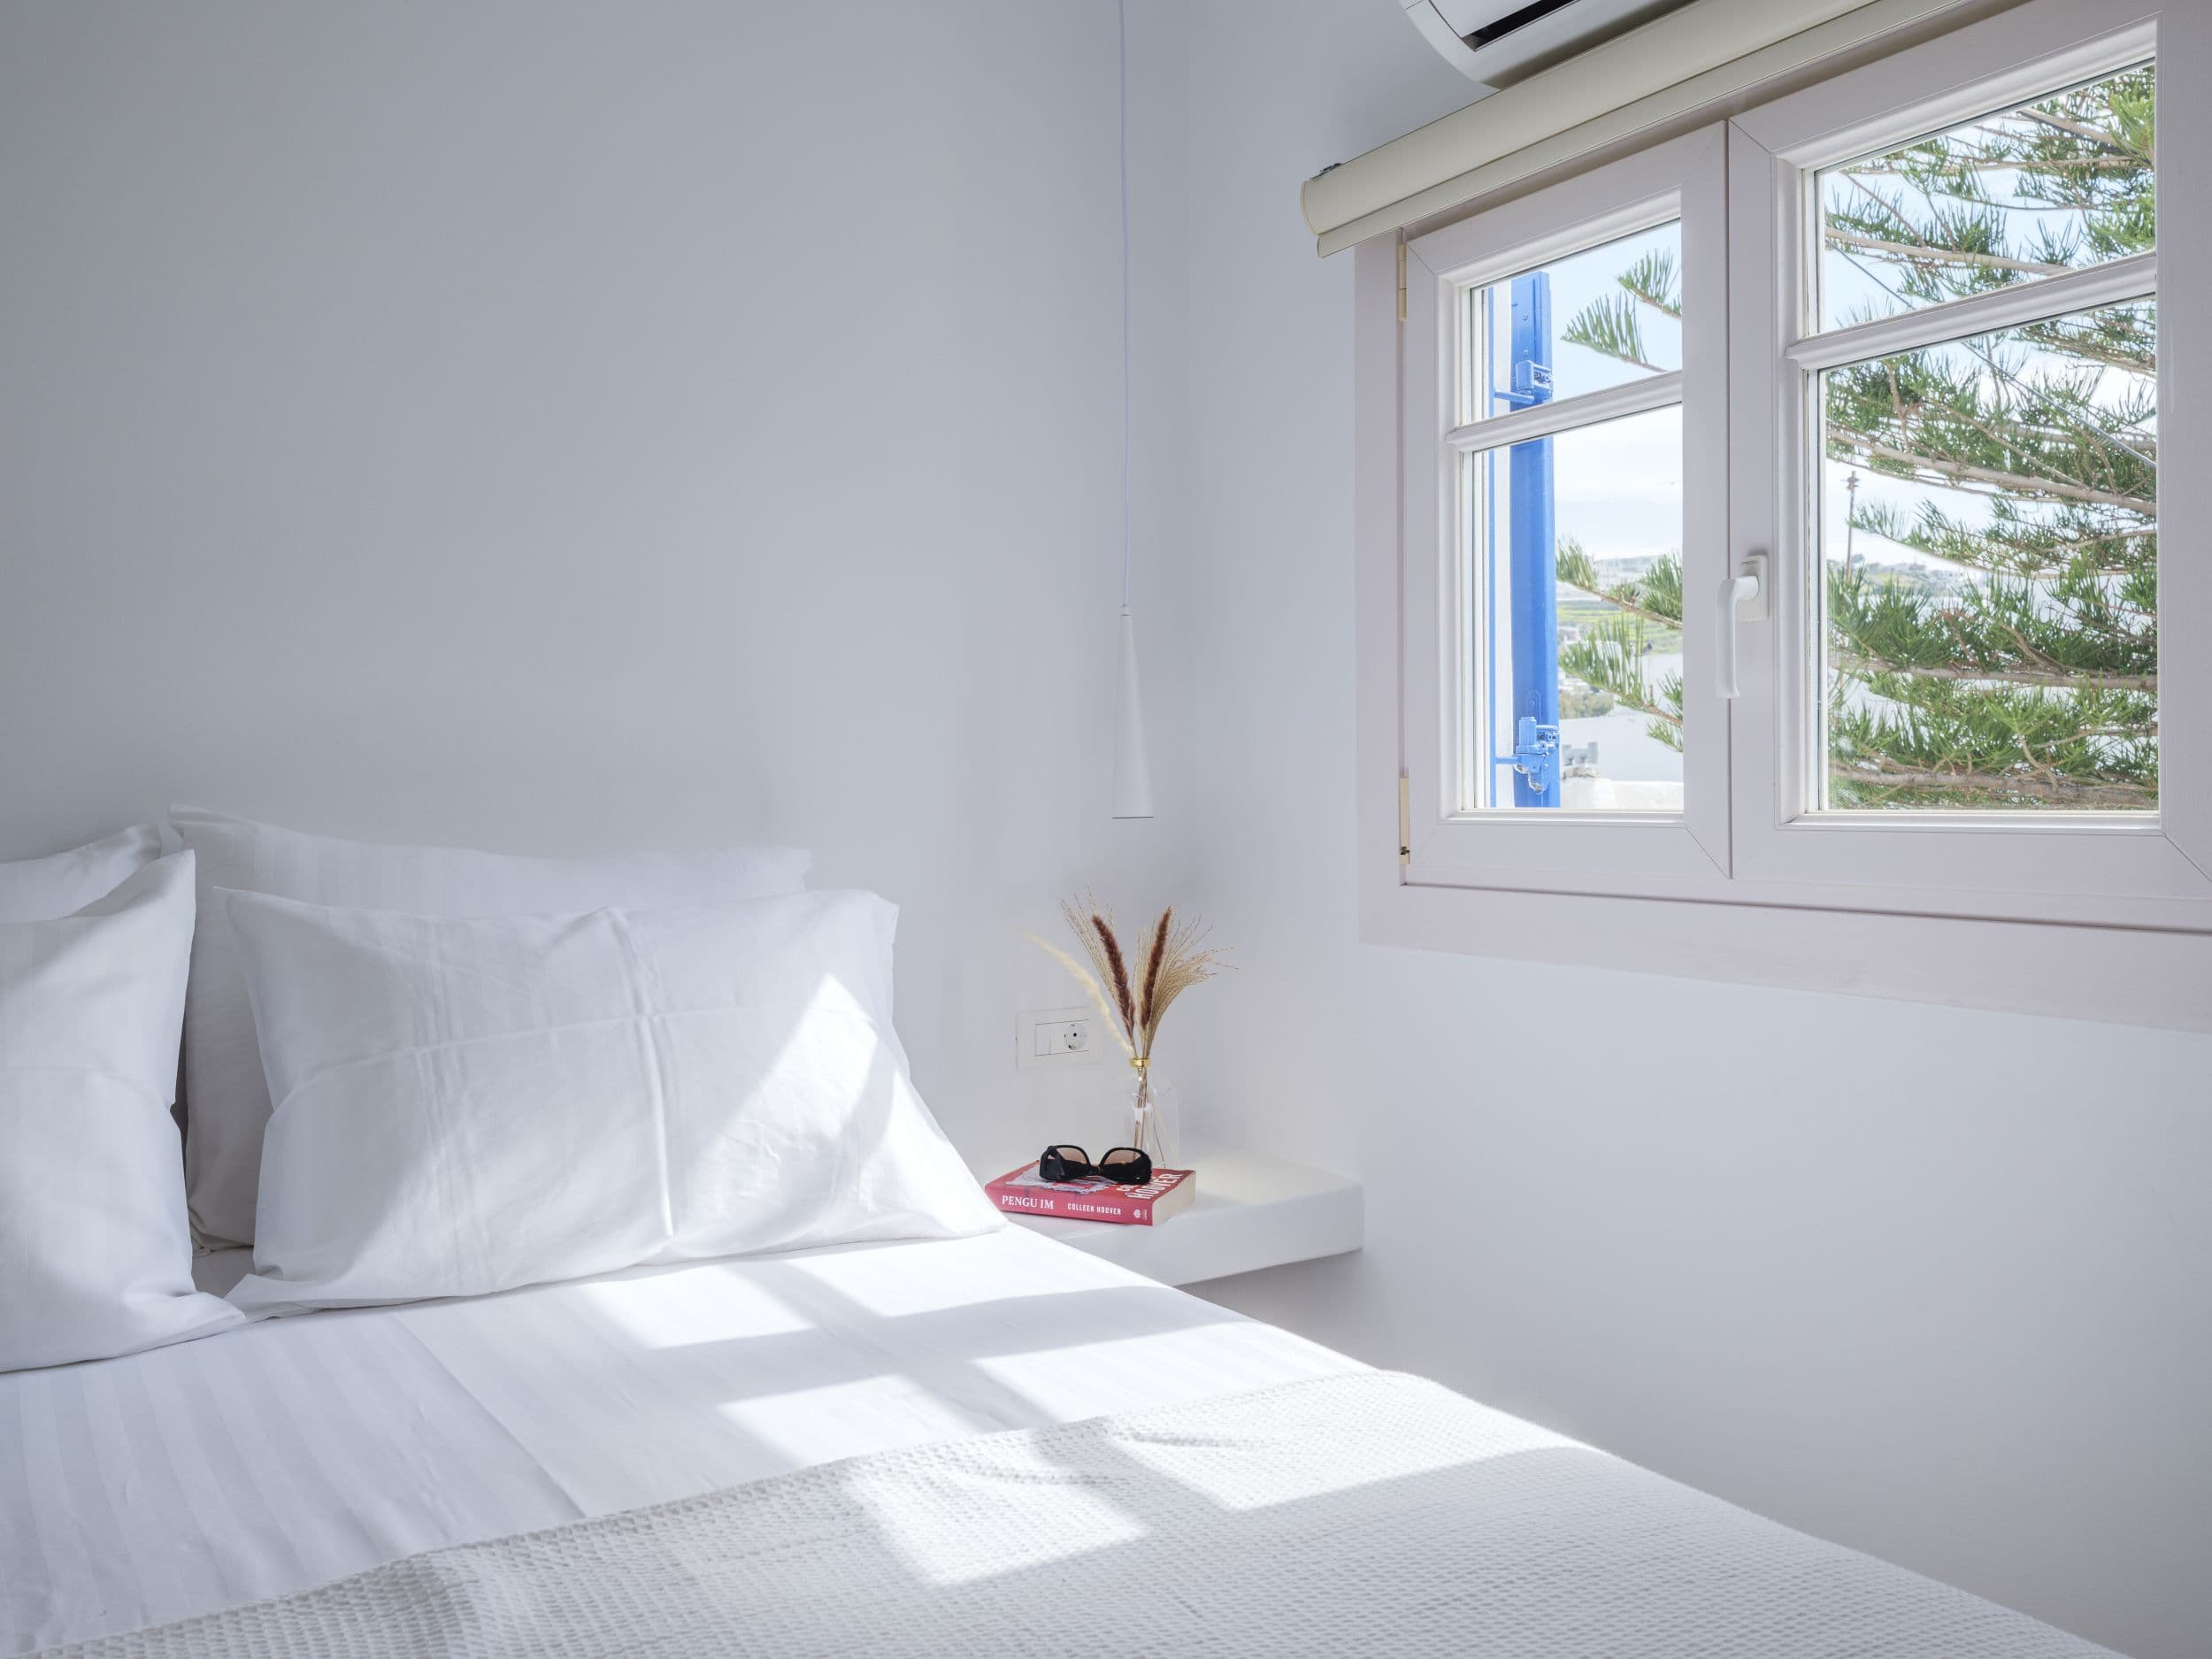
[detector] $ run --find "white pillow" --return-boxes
[171,808,812,1248]
[0,823,162,922]
[222,887,1001,1315]
[1,854,243,1371]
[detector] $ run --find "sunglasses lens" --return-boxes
[1098,1148,1152,1183]
[1040,1146,1092,1181]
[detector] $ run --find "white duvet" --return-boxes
[1,1230,1349,1654]
[5,1230,2118,1658]
[33,1369,2115,1659]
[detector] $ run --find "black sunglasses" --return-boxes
[1038,1144,1153,1185]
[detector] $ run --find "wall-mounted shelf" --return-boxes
[994,1137,1363,1286]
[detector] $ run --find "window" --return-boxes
[1809,66,2158,817]
[1727,4,2200,925]
[1401,127,1730,890]
[1459,224,1686,815]
[1364,0,2212,1022]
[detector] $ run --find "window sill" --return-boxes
[1356,865,2212,1033]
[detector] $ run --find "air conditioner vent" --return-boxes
[1403,0,1697,89]
[1464,0,1578,50]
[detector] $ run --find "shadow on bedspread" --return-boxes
[35,1371,2118,1659]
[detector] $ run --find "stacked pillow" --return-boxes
[224,885,1000,1315]
[172,807,816,1249]
[0,848,242,1371]
[0,822,164,921]
[0,810,999,1370]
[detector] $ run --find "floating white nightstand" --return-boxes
[990,1137,1363,1287]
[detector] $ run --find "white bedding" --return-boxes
[2,1229,1354,1655]
[27,1370,2117,1659]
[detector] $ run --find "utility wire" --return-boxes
[1118,0,1133,611]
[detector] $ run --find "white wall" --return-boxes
[0,0,1198,1169]
[1155,7,2212,1659]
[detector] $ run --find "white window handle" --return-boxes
[1715,553,1768,699]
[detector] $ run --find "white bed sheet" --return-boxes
[3,1229,1356,1655]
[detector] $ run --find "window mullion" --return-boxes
[1444,370,1684,453]
[1786,249,2157,373]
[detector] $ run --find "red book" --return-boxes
[986,1162,1195,1226]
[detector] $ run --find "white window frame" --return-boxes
[1730,0,2207,931]
[1402,127,1731,895]
[1356,0,2212,1028]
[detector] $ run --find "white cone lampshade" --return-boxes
[1109,1,1154,824]
[1113,605,1154,819]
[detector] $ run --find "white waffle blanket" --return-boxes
[41,1371,2113,1658]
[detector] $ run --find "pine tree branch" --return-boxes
[2020,327,2154,373]
[1847,155,2146,180]
[1558,607,1684,751]
[1848,440,2152,511]
[1561,296,1655,373]
[1832,649,2156,693]
[1829,760,2154,808]
[1586,679,1681,730]
[1824,227,2070,277]
[1555,559,1678,629]
[1617,249,1682,319]
[2018,108,2128,150]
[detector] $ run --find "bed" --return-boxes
[3,1230,1350,1655]
[4,1230,2119,1659]
[0,819,2125,1657]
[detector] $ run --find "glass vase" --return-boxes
[1124,1058,1180,1169]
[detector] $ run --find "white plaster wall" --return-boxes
[0,0,1197,1168]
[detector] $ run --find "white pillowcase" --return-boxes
[0,823,162,921]
[171,807,812,1248]
[1,854,243,1371]
[223,887,1001,1315]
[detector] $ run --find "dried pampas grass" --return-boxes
[1029,894,1226,1066]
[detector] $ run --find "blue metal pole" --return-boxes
[1506,272,1559,808]
[1485,317,1503,804]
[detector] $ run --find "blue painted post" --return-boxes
[1506,272,1559,808]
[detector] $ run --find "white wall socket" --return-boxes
[1016,1006,1103,1070]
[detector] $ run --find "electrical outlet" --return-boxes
[1016,1006,1103,1070]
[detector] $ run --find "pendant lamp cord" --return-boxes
[1118,0,1133,612]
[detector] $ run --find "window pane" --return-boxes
[1465,405,1685,812]
[1816,62,2154,334]
[1463,221,1681,422]
[1817,299,2157,811]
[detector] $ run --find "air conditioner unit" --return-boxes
[1402,0,1700,88]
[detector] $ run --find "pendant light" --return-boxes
[1111,0,1155,820]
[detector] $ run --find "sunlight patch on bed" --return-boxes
[576,1265,817,1348]
[1111,1399,1583,1513]
[842,1452,1148,1586]
[773,1233,1071,1317]
[972,1324,1356,1420]
[717,1374,992,1467]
